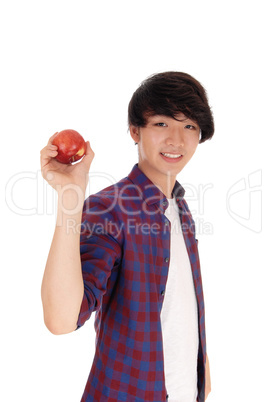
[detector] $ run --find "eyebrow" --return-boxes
[151,115,199,125]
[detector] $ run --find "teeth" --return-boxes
[161,153,182,158]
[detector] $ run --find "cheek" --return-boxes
[187,134,199,152]
[138,142,149,160]
[141,135,159,154]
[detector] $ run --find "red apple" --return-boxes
[52,129,86,164]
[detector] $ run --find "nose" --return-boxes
[165,126,185,147]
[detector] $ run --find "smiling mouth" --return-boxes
[160,152,182,159]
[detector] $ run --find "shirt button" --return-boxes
[164,220,169,226]
[164,257,169,263]
[162,201,167,206]
[161,290,165,296]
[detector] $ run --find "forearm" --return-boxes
[41,189,85,335]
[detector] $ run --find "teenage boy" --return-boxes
[41,71,214,402]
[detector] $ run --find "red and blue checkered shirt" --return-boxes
[77,164,206,402]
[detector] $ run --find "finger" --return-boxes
[40,147,58,170]
[47,132,59,146]
[40,146,58,159]
[84,141,94,158]
[40,132,59,157]
[83,140,91,154]
[81,141,95,169]
[47,144,58,151]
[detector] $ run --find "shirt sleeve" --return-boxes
[76,195,122,329]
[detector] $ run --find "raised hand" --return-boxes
[40,132,94,194]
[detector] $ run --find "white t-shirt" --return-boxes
[161,198,199,402]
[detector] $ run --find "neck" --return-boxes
[137,163,177,199]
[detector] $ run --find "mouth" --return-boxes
[160,152,182,158]
[160,152,183,163]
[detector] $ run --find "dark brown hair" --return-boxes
[128,71,214,143]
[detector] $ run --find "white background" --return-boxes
[1,1,266,401]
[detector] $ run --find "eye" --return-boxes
[155,122,167,127]
[185,124,196,130]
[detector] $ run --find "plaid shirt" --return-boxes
[77,164,206,402]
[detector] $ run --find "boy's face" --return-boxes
[130,113,200,193]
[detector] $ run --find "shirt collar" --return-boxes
[127,163,185,211]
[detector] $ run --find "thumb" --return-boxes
[82,141,95,170]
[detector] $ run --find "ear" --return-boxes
[129,125,140,144]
